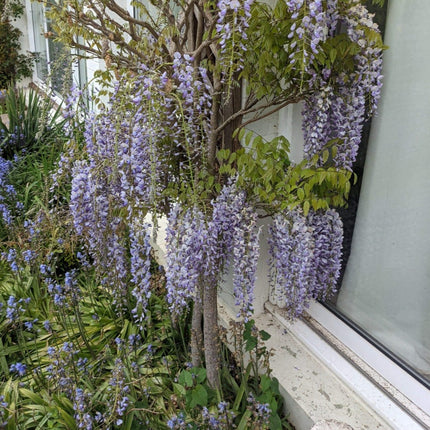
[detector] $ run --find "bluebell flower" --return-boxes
[24,318,38,331]
[10,362,27,376]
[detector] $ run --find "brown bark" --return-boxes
[203,277,221,389]
[191,287,203,368]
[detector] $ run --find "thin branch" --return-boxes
[239,98,299,129]
[207,71,222,173]
[104,0,160,41]
[215,94,303,135]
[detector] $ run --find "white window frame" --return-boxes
[25,0,87,100]
[306,302,430,417]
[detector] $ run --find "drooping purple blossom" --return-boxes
[165,204,209,315]
[269,209,314,317]
[217,0,254,74]
[269,208,343,317]
[129,222,153,328]
[302,2,383,170]
[230,203,260,319]
[307,209,343,300]
[165,181,260,319]
[286,0,334,69]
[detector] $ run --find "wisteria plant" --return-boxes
[46,0,386,390]
[0,100,290,428]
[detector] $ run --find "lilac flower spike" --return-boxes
[269,208,343,318]
[165,181,260,319]
[302,2,383,170]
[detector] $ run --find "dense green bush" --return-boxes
[0,87,66,159]
[0,0,34,88]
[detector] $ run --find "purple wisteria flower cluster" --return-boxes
[69,81,159,307]
[216,0,254,77]
[286,0,336,67]
[129,221,152,329]
[165,181,260,319]
[213,183,260,319]
[301,0,384,170]
[269,208,343,318]
[172,53,212,150]
[69,58,215,313]
[165,204,208,315]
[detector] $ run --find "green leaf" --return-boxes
[173,382,186,396]
[194,368,207,384]
[269,412,283,430]
[259,330,271,341]
[303,200,310,216]
[189,384,208,408]
[260,374,272,392]
[270,377,281,396]
[329,48,337,64]
[178,370,193,388]
[245,335,258,352]
[237,410,252,430]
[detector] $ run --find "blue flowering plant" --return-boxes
[0,87,66,160]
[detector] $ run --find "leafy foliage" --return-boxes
[0,87,66,160]
[0,0,34,88]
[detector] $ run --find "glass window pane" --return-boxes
[31,2,48,81]
[336,0,430,381]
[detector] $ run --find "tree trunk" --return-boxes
[191,287,203,368]
[203,277,221,389]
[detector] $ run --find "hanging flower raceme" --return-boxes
[165,181,260,319]
[216,0,254,80]
[209,181,261,319]
[307,209,343,300]
[69,76,165,309]
[165,204,209,316]
[302,1,384,170]
[129,221,153,329]
[285,0,338,71]
[171,53,212,148]
[269,208,343,318]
